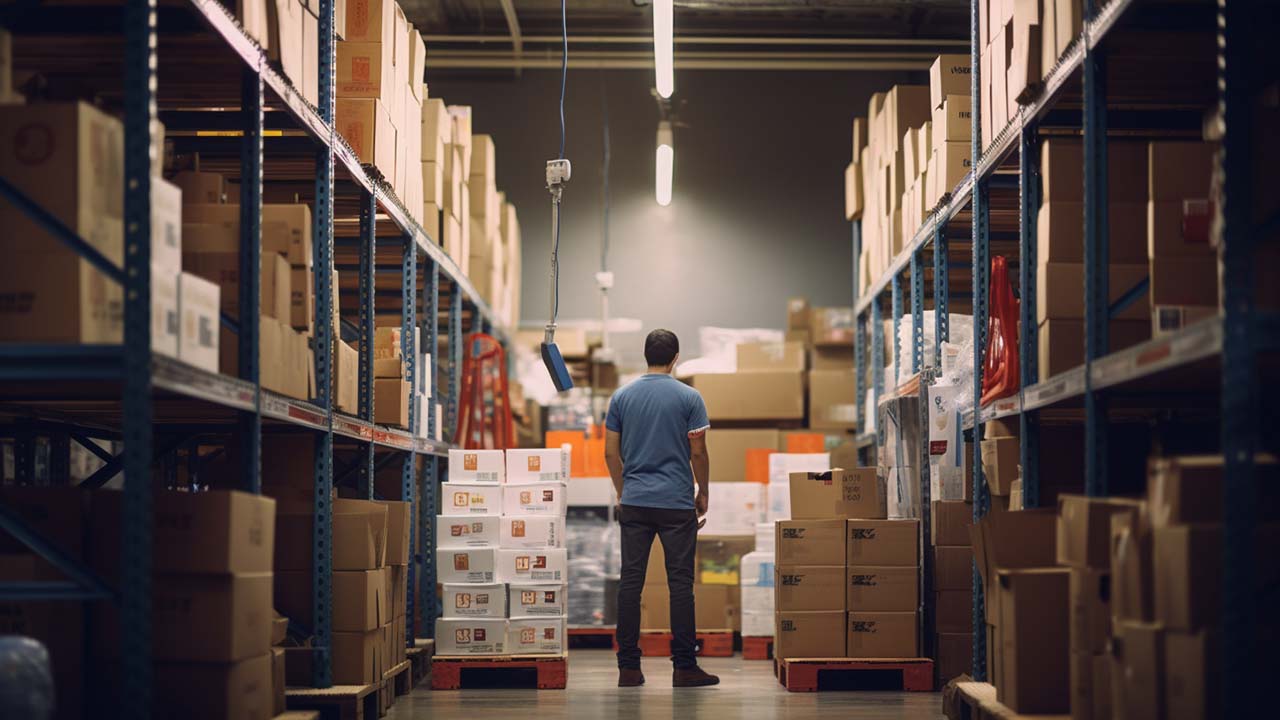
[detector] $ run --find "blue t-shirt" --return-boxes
[605,373,710,510]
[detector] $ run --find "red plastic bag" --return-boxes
[981,256,1020,406]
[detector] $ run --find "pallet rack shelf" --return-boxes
[0,0,506,713]
[850,0,1270,714]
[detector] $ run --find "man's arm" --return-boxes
[605,429,625,503]
[689,430,710,515]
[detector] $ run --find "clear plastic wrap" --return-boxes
[0,636,54,720]
[565,509,619,626]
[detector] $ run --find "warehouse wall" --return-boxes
[428,68,917,366]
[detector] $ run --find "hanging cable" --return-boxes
[601,79,611,273]
[541,0,574,391]
[559,0,567,161]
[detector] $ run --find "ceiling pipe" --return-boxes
[420,33,969,47]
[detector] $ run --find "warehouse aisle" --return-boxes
[387,650,944,719]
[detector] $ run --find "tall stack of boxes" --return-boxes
[878,393,923,519]
[930,499,974,685]
[436,449,570,656]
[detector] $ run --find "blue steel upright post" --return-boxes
[358,190,376,498]
[870,296,884,415]
[933,224,949,367]
[311,0,337,687]
[968,0,988,681]
[891,276,902,389]
[420,260,441,637]
[910,253,923,375]
[853,222,865,439]
[447,286,463,443]
[239,66,264,495]
[401,235,418,641]
[1018,123,1041,508]
[122,0,156,713]
[1218,0,1260,713]
[1082,0,1109,498]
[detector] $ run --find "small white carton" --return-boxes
[507,617,566,655]
[508,583,567,618]
[151,265,179,359]
[436,547,497,584]
[499,515,564,549]
[766,481,791,522]
[501,482,568,517]
[448,448,505,483]
[701,482,765,535]
[505,448,569,484]
[177,271,219,373]
[442,583,507,618]
[441,482,502,515]
[496,548,568,584]
[435,618,507,655]
[436,514,500,548]
[767,453,831,485]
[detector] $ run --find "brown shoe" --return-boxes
[618,668,646,687]
[673,666,720,687]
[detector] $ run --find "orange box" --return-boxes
[786,433,826,453]
[585,438,608,478]
[545,431,587,478]
[745,449,775,484]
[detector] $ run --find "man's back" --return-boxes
[605,374,709,510]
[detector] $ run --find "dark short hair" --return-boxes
[644,329,680,366]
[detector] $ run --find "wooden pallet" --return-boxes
[407,639,434,685]
[775,657,935,693]
[384,660,413,697]
[430,652,568,690]
[274,712,320,720]
[945,681,1062,720]
[285,683,379,720]
[612,629,735,657]
[568,626,617,649]
[742,636,774,661]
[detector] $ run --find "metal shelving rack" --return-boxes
[850,0,1270,706]
[0,0,508,708]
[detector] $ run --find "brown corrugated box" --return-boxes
[934,589,972,634]
[776,518,846,566]
[846,611,917,658]
[1055,495,1143,569]
[375,378,410,428]
[970,508,1057,625]
[788,468,885,520]
[846,565,918,612]
[154,653,274,720]
[846,519,918,566]
[776,564,846,612]
[378,500,412,565]
[980,437,1018,496]
[332,628,383,684]
[931,501,973,546]
[1037,318,1151,378]
[1163,628,1218,720]
[333,499,389,570]
[1147,455,1280,528]
[1109,510,1154,623]
[930,545,974,591]
[775,610,846,659]
[705,429,780,483]
[929,54,972,110]
[692,371,804,421]
[997,567,1070,713]
[1069,567,1110,655]
[1070,651,1111,720]
[1037,262,1151,323]
[271,646,286,715]
[154,573,273,662]
[936,631,973,685]
[1038,200,1149,264]
[1112,620,1165,720]
[737,341,806,372]
[808,369,857,431]
[332,568,387,632]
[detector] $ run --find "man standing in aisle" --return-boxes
[605,329,720,688]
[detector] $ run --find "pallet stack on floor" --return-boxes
[435,448,570,663]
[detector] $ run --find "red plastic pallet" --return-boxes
[742,636,774,660]
[612,630,735,657]
[776,657,934,693]
[430,653,567,690]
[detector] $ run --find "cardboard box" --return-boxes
[937,140,972,197]
[786,296,810,331]
[1042,138,1147,202]
[271,647,285,716]
[937,631,973,685]
[935,589,972,633]
[1038,200,1149,264]
[808,369,857,431]
[1151,524,1278,632]
[810,306,856,346]
[980,437,1019,496]
[1069,651,1112,720]
[706,429,780,483]
[931,501,973,546]
[776,518,846,566]
[997,567,1070,713]
[374,378,409,427]
[437,547,497,584]
[177,271,220,373]
[332,628,382,683]
[151,265,180,359]
[496,548,568,584]
[775,564,846,612]
[440,482,502,514]
[335,97,396,181]
[845,565,918,612]
[153,572,272,662]
[501,482,567,517]
[846,611,918,658]
[1164,628,1219,720]
[1148,141,1214,203]
[448,448,505,483]
[775,611,846,659]
[1055,0,1082,56]
[737,341,806,372]
[1147,455,1280,528]
[335,40,393,99]
[506,448,570,484]
[376,500,410,565]
[810,346,853,371]
[695,583,739,630]
[692,371,805,421]
[1150,257,1218,308]
[934,94,972,148]
[1069,567,1110,654]
[332,568,387,632]
[507,583,567,618]
[289,265,313,332]
[931,545,974,590]
[1037,318,1151,377]
[507,617,565,655]
[499,515,563,549]
[1056,495,1142,569]
[172,170,225,205]
[970,508,1058,625]
[334,340,359,414]
[1110,510,1154,622]
[332,498,387,570]
[930,54,972,110]
[846,519,918,566]
[0,102,124,344]
[1114,620,1165,720]
[844,161,863,220]
[788,468,885,520]
[154,653,273,720]
[442,583,507,619]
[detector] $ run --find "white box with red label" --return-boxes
[506,617,566,655]
[498,515,564,549]
[496,548,568,584]
[436,547,497,584]
[435,618,507,655]
[501,482,567,516]
[441,482,502,515]
[442,583,508,619]
[504,448,569,484]
[507,583,567,618]
[436,514,500,548]
[448,448,505,483]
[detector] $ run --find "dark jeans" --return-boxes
[615,504,698,670]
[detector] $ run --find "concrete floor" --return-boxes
[387,649,945,720]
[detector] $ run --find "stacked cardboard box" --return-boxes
[436,449,571,655]
[690,341,805,423]
[930,500,974,685]
[878,394,923,518]
[926,55,973,212]
[765,452,831,522]
[1146,142,1218,336]
[980,421,1019,511]
[372,325,432,430]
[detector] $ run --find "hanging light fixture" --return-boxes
[656,120,673,206]
[654,0,674,98]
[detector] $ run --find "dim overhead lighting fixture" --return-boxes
[654,0,674,98]
[656,121,673,207]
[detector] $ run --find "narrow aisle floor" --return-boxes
[388,649,945,720]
